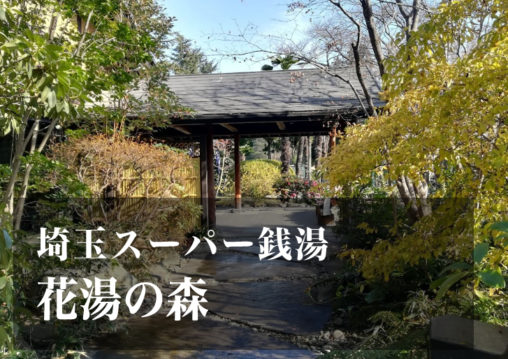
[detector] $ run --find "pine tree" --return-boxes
[171,34,217,74]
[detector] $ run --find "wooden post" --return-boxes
[234,134,241,209]
[206,128,216,227]
[199,135,208,227]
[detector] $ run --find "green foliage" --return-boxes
[239,138,254,157]
[473,221,507,324]
[162,199,203,240]
[0,0,187,231]
[170,33,217,75]
[0,2,196,354]
[348,181,390,199]
[271,55,299,70]
[261,55,299,71]
[426,220,507,324]
[0,230,13,352]
[431,265,471,301]
[0,2,85,136]
[334,199,407,251]
[64,128,89,140]
[22,152,90,198]
[0,151,88,196]
[0,164,11,188]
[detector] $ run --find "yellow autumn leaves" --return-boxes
[322,0,507,281]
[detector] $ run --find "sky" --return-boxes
[161,0,310,73]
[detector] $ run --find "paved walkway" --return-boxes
[90,207,341,358]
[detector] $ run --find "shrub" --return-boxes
[50,135,202,249]
[235,159,284,200]
[274,176,321,204]
[51,135,194,198]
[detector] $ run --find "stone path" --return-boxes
[89,207,341,358]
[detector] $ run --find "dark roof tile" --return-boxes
[155,67,382,118]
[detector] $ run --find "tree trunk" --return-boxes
[265,138,273,160]
[306,136,312,179]
[352,43,378,116]
[2,118,28,219]
[296,138,304,177]
[13,119,40,230]
[313,135,325,167]
[280,137,291,175]
[321,135,328,157]
[396,175,430,222]
[360,0,385,76]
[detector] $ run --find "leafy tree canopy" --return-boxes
[322,0,507,281]
[0,0,185,224]
[170,33,217,75]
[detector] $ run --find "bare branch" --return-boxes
[395,0,410,19]
[74,10,94,58]
[378,0,431,12]
[296,55,369,117]
[329,0,378,116]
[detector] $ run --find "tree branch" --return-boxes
[329,0,378,116]
[359,0,385,76]
[74,10,93,58]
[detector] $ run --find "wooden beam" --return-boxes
[276,121,286,130]
[219,123,238,132]
[206,128,216,228]
[199,135,208,227]
[234,134,241,209]
[170,125,192,135]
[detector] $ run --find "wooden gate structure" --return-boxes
[137,67,382,227]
